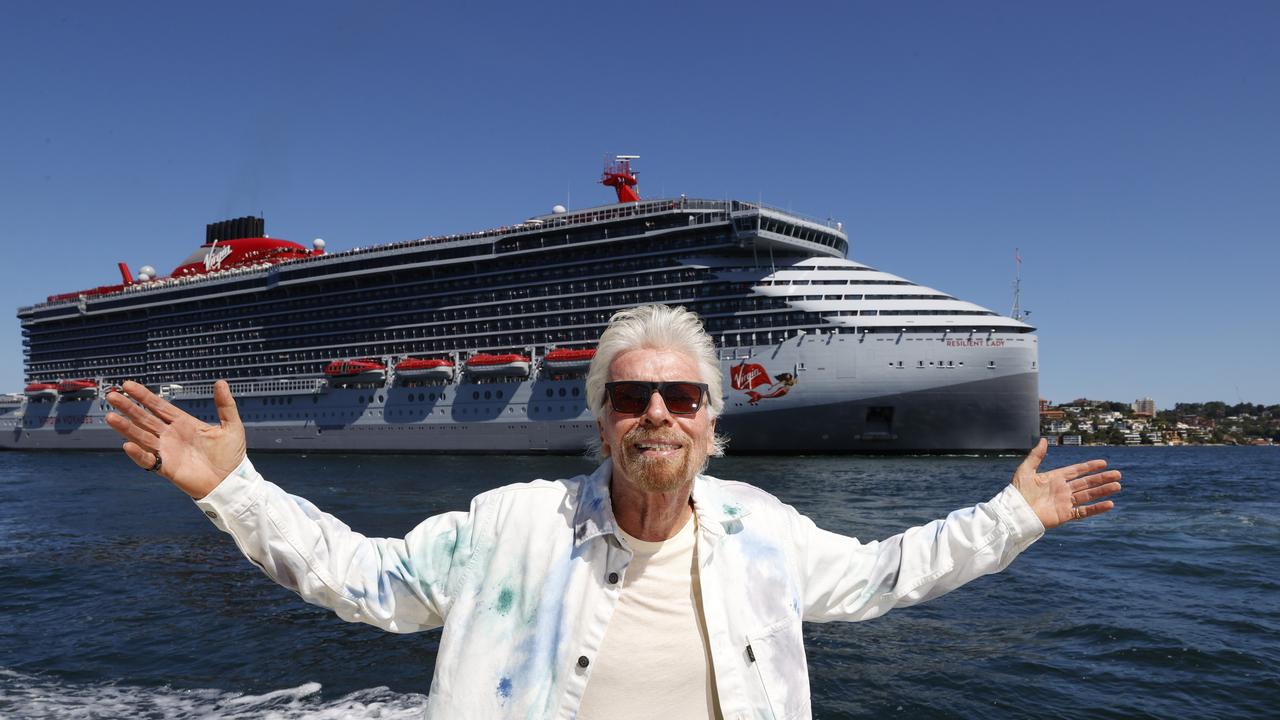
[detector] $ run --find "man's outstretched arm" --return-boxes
[105,380,472,632]
[797,441,1121,622]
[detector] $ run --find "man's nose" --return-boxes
[642,388,673,426]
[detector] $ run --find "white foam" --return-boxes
[0,668,428,719]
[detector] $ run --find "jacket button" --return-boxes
[607,572,619,584]
[204,510,218,520]
[577,655,590,668]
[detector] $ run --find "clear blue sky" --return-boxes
[2,1,1276,408]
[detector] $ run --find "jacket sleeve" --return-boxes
[193,456,486,633]
[795,484,1044,623]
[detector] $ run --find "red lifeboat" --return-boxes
[324,359,386,386]
[543,348,596,375]
[394,358,455,382]
[57,379,98,400]
[465,353,531,378]
[24,382,59,400]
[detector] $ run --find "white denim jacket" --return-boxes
[196,457,1044,719]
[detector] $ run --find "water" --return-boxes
[1,447,1277,719]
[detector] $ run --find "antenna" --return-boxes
[1011,248,1026,321]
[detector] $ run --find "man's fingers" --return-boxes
[1067,469,1122,493]
[1052,458,1109,482]
[1018,438,1049,474]
[106,390,168,436]
[1072,481,1122,505]
[121,441,158,471]
[106,412,160,453]
[213,380,241,428]
[1075,500,1115,520]
[121,380,183,424]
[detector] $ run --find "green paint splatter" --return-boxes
[723,504,741,517]
[496,587,514,615]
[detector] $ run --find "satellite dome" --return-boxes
[552,205,567,214]
[313,238,326,250]
[138,265,156,281]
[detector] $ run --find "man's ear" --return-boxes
[597,420,610,457]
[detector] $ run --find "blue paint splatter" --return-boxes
[497,676,512,699]
[496,587,514,615]
[590,495,604,512]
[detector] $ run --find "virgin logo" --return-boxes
[204,244,233,271]
[731,363,771,390]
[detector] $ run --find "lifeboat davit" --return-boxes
[324,359,387,386]
[24,382,59,400]
[465,353,531,378]
[395,358,455,381]
[57,379,98,400]
[543,348,596,375]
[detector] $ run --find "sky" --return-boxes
[1,1,1276,408]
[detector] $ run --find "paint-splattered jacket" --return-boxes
[196,456,1044,719]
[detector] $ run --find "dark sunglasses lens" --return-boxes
[610,383,652,413]
[661,383,703,413]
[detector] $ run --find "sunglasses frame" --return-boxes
[604,381,710,416]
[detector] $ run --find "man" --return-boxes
[105,304,1121,719]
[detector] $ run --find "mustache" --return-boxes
[623,426,692,448]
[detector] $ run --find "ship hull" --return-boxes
[1,336,1038,454]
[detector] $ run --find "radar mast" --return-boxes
[601,155,641,203]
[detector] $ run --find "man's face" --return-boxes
[599,348,716,494]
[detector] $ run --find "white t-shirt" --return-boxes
[577,513,722,719]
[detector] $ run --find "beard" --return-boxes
[616,425,707,493]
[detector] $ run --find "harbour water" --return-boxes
[1,446,1276,718]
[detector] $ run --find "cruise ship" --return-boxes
[1,159,1039,453]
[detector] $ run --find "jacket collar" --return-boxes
[572,461,751,548]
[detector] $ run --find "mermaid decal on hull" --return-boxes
[730,362,798,406]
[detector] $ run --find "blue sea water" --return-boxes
[0,446,1276,719]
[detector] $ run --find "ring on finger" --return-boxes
[148,453,163,473]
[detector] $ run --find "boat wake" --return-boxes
[0,668,428,719]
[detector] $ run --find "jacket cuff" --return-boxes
[193,455,261,532]
[993,483,1045,544]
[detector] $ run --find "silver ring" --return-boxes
[148,453,163,472]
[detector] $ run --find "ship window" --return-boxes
[473,391,480,400]
[484,391,492,400]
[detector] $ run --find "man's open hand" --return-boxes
[1012,438,1122,530]
[105,380,246,499]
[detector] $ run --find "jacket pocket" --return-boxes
[746,616,810,720]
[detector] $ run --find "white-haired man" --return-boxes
[105,304,1121,719]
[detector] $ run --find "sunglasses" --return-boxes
[604,381,709,416]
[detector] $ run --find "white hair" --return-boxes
[584,304,728,461]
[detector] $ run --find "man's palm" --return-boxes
[107,380,246,499]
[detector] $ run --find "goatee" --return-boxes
[618,425,704,493]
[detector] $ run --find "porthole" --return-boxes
[571,387,580,397]
[496,390,504,399]
[473,391,480,400]
[484,391,492,400]
[559,388,566,397]
[546,389,554,398]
